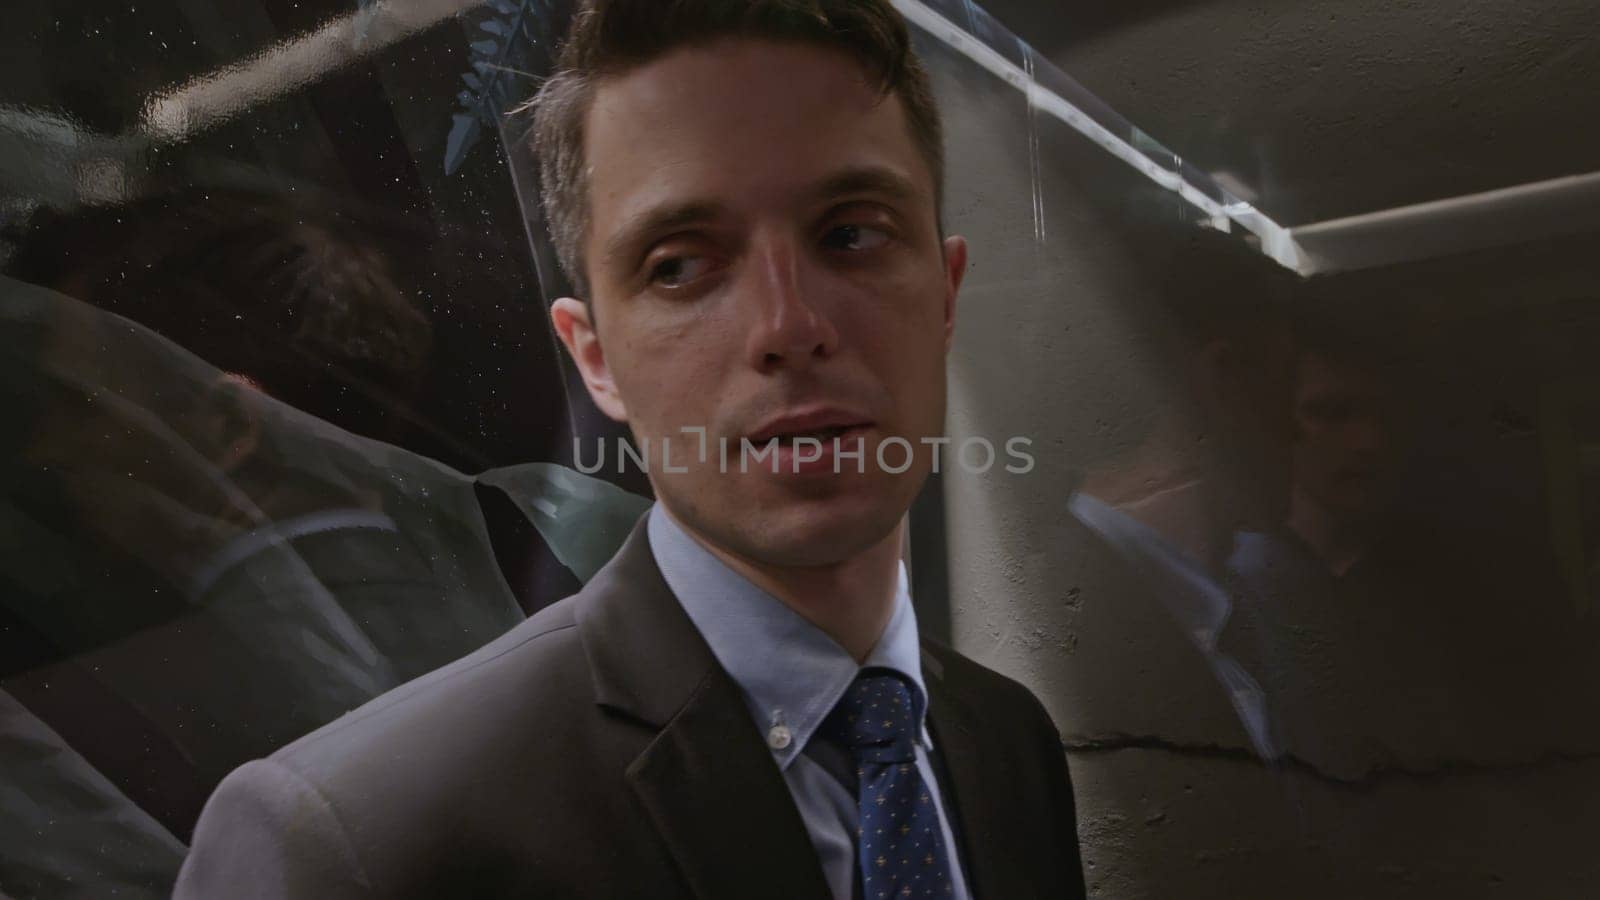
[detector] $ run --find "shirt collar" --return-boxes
[647,502,930,770]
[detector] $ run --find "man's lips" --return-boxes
[745,406,875,443]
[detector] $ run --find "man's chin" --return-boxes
[658,468,919,567]
[736,499,905,568]
[743,534,884,569]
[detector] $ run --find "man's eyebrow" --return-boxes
[811,165,924,206]
[603,201,725,268]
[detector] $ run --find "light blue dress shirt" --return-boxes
[647,503,973,900]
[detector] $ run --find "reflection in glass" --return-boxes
[919,2,1600,898]
[0,2,640,896]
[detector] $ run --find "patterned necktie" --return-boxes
[820,668,955,900]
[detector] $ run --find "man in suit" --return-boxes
[175,1,1087,896]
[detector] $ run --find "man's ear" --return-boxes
[941,235,967,353]
[550,297,628,422]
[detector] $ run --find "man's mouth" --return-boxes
[766,424,864,444]
[745,406,875,445]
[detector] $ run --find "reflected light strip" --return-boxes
[893,0,1307,274]
[142,0,480,142]
[1288,171,1600,275]
[139,0,1588,277]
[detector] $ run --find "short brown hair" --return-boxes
[523,0,945,299]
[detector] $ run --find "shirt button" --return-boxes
[767,724,792,750]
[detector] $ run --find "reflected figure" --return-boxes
[1223,318,1570,769]
[1061,226,1298,760]
[6,186,436,446]
[1286,338,1398,576]
[1,184,650,900]
[1226,327,1405,628]
[0,188,529,865]
[1225,327,1414,766]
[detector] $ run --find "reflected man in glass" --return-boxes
[1061,228,1299,759]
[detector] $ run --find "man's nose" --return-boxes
[742,233,839,372]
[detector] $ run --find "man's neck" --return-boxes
[660,504,903,663]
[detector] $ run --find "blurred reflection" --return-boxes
[0,207,645,891]
[1285,334,1399,576]
[0,1,609,895]
[7,187,436,446]
[1225,297,1593,769]
[1223,324,1416,767]
[1227,327,1406,642]
[0,219,526,891]
[3,188,521,682]
[1061,227,1298,759]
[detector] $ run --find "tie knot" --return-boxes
[822,669,921,762]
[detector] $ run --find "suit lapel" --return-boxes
[627,670,832,900]
[924,654,1008,900]
[575,510,831,900]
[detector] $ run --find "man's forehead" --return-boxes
[582,39,926,208]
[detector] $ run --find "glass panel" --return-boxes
[914,2,1600,897]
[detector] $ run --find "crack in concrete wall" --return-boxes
[1061,733,1600,790]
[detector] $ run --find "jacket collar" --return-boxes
[646,502,932,771]
[573,507,717,729]
[572,508,834,899]
[922,648,1006,900]
[571,507,1001,900]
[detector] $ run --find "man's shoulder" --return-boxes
[177,573,689,896]
[271,593,594,774]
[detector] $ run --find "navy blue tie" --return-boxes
[821,668,955,900]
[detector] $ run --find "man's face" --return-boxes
[1292,351,1395,525]
[555,39,965,567]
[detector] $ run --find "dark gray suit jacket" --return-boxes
[174,512,1086,899]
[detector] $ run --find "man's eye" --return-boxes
[822,224,891,252]
[649,255,712,288]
